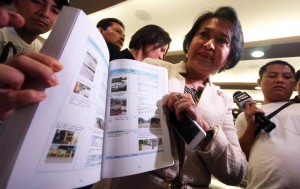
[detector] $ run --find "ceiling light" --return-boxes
[255,86,261,90]
[256,102,262,107]
[135,9,151,21]
[251,50,264,58]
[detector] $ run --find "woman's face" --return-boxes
[187,18,233,78]
[143,43,169,60]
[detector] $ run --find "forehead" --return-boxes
[21,0,59,6]
[145,43,168,51]
[265,64,293,73]
[198,18,233,36]
[110,22,124,30]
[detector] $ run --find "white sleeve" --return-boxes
[235,112,247,138]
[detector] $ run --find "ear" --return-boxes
[294,80,297,90]
[257,78,262,87]
[98,27,104,33]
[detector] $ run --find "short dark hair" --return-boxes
[183,6,244,72]
[129,24,171,52]
[295,70,300,82]
[258,60,296,79]
[96,18,125,30]
[54,0,70,9]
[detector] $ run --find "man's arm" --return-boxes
[235,102,265,160]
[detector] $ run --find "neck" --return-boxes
[184,75,208,90]
[130,48,144,61]
[15,27,39,44]
[263,99,291,105]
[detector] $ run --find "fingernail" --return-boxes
[49,74,59,86]
[52,62,63,72]
[37,91,47,100]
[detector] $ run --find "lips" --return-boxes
[32,19,48,28]
[118,40,123,46]
[198,52,213,60]
[273,85,285,90]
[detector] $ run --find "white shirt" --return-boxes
[235,102,300,189]
[0,27,45,61]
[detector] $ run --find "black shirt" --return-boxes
[107,42,134,61]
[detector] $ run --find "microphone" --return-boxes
[233,91,276,133]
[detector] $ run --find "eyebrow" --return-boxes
[267,71,293,75]
[201,27,231,39]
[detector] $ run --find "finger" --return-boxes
[12,51,63,72]
[6,12,25,28]
[176,93,182,99]
[174,98,191,121]
[245,101,256,108]
[174,95,197,121]
[0,109,14,120]
[0,64,24,90]
[163,92,176,111]
[0,7,9,27]
[0,90,47,119]
[0,8,24,28]
[6,51,63,87]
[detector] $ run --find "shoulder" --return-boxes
[36,36,45,45]
[235,112,247,137]
[121,48,134,59]
[143,58,187,73]
[107,42,120,61]
[37,36,45,43]
[0,27,16,39]
[0,27,11,34]
[205,83,231,103]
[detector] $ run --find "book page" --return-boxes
[101,59,173,178]
[3,7,109,189]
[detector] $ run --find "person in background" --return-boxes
[0,0,62,120]
[91,24,171,189]
[0,0,70,63]
[93,6,247,189]
[291,69,300,102]
[235,60,300,188]
[97,18,125,51]
[109,24,171,62]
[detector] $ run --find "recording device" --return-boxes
[233,91,276,132]
[174,113,206,150]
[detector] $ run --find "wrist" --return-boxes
[244,124,257,136]
[199,125,215,150]
[204,125,214,141]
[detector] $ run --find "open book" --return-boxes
[0,7,173,189]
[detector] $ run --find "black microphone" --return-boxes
[233,91,276,133]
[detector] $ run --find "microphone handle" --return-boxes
[254,114,276,132]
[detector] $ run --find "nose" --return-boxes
[203,39,215,50]
[158,54,164,60]
[38,5,51,19]
[120,35,125,42]
[275,75,284,83]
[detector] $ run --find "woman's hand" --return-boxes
[163,92,210,131]
[0,51,63,120]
